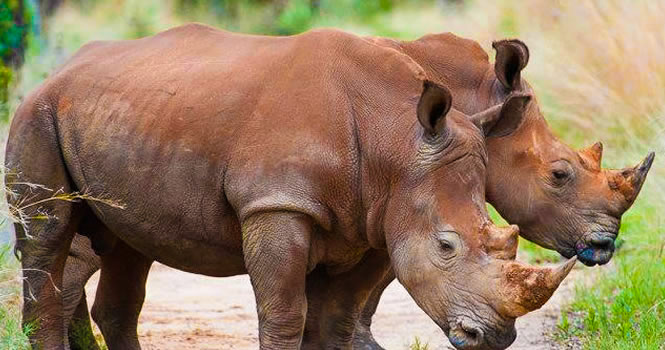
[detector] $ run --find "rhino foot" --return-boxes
[353,328,385,350]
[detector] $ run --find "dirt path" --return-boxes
[86,263,583,349]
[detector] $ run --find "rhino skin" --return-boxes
[6,24,575,350]
[56,29,652,350]
[349,33,654,350]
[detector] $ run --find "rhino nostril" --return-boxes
[460,323,484,345]
[449,321,485,348]
[463,328,478,340]
[589,236,615,250]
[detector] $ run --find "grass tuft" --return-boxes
[408,336,430,350]
[0,245,30,349]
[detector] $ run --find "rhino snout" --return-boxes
[576,231,617,266]
[447,318,516,350]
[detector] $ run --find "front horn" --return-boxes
[498,257,577,317]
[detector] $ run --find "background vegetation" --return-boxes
[1,0,663,349]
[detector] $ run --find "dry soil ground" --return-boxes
[85,261,584,350]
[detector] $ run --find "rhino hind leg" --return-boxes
[7,101,84,349]
[12,212,79,350]
[64,235,102,350]
[68,292,99,350]
[90,239,152,350]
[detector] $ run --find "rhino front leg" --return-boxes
[301,251,391,350]
[90,240,152,350]
[243,212,313,350]
[353,268,395,350]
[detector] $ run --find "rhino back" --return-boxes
[26,24,427,273]
[392,33,498,114]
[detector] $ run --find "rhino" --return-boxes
[40,28,653,350]
[343,34,655,349]
[6,24,576,350]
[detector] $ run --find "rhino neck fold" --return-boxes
[345,96,422,252]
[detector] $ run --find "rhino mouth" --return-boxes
[575,231,617,266]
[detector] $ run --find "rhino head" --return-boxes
[383,82,574,350]
[392,35,654,266]
[484,40,655,266]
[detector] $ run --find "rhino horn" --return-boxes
[499,257,577,317]
[626,152,655,201]
[611,152,655,206]
[579,141,603,170]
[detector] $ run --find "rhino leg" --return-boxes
[243,212,313,350]
[301,267,330,349]
[7,103,83,349]
[90,240,152,350]
[301,250,391,350]
[64,235,102,350]
[352,269,396,350]
[13,212,79,350]
[68,293,99,350]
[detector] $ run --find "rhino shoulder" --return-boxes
[151,22,228,39]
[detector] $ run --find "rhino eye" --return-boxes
[437,231,460,259]
[440,239,454,251]
[552,170,568,180]
[550,160,574,186]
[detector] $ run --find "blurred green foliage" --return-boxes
[0,0,34,119]
[276,0,313,34]
[173,0,429,35]
[0,1,28,64]
[124,0,160,38]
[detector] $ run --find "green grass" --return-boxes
[0,245,31,349]
[0,244,108,349]
[408,336,430,350]
[69,319,108,350]
[553,199,665,349]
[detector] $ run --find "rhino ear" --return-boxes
[471,93,531,138]
[417,80,453,135]
[493,39,529,91]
